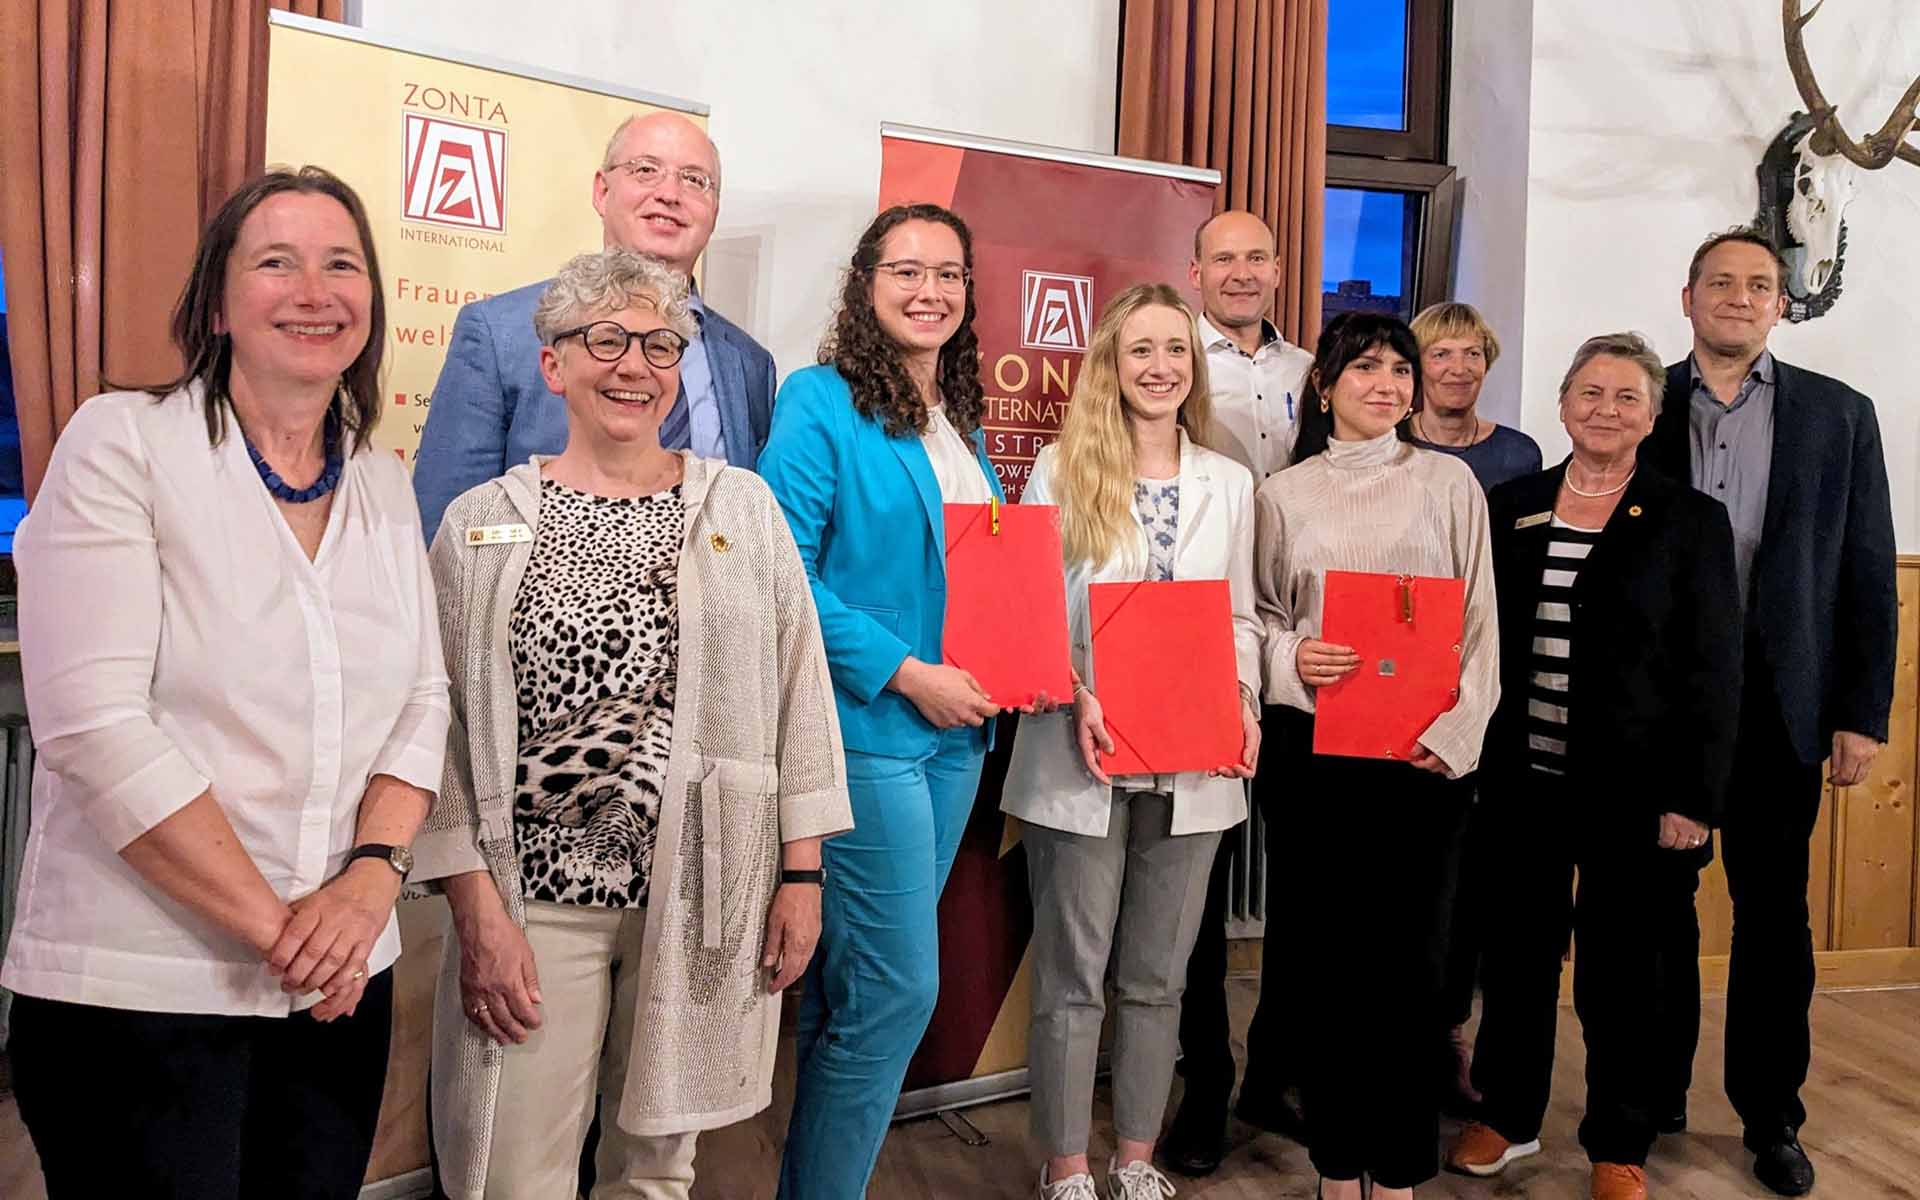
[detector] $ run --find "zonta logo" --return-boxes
[1021,270,1093,354]
[402,112,506,233]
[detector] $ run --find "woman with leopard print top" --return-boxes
[414,249,853,1200]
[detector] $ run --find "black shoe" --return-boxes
[1747,1135,1816,1196]
[1160,1097,1228,1177]
[1654,1110,1687,1136]
[1235,1084,1309,1145]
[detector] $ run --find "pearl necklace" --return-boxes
[1564,466,1635,498]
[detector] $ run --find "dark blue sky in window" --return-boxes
[1328,0,1407,130]
[1323,187,1405,294]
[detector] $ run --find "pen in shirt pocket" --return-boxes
[1286,392,1295,421]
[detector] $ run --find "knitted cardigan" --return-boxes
[414,453,852,1197]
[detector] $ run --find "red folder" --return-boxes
[942,501,1074,708]
[1313,570,1465,760]
[1088,579,1244,776]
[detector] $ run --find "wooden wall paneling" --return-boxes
[1834,565,1918,950]
[1697,855,1733,958]
[1809,781,1835,951]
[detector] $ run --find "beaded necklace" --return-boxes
[244,414,343,504]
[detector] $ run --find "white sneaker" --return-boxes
[1037,1165,1101,1200]
[1108,1159,1177,1199]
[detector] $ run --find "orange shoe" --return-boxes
[1590,1162,1648,1200]
[1446,1121,1541,1177]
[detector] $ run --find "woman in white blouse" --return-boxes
[1004,283,1261,1200]
[1,168,449,1199]
[1253,312,1499,1200]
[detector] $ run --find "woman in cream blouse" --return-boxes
[1003,283,1262,1200]
[1254,311,1499,1200]
[420,249,851,1199]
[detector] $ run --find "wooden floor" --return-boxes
[6,983,1919,1198]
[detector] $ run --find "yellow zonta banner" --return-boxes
[264,13,707,464]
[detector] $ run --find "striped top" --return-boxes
[1253,429,1501,777]
[1525,517,1600,774]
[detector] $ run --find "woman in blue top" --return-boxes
[760,203,1005,1199]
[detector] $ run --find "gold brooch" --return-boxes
[1628,505,1643,517]
[710,532,732,553]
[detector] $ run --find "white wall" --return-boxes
[1518,1,1920,548]
[1444,0,1534,427]
[355,0,1121,382]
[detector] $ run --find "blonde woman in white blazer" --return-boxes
[1003,283,1263,1200]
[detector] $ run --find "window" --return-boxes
[1326,0,1448,160]
[1322,187,1411,321]
[1326,0,1408,131]
[1322,0,1456,329]
[0,241,22,552]
[1322,158,1458,325]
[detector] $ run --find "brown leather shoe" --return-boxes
[1446,1121,1541,1177]
[1590,1162,1648,1200]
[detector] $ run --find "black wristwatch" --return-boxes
[780,868,826,886]
[345,842,414,879]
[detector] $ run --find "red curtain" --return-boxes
[0,0,341,500]
[1119,0,1329,345]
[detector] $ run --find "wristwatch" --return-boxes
[345,842,414,879]
[780,868,826,886]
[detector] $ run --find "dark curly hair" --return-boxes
[819,203,986,438]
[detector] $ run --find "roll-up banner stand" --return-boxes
[264,11,709,466]
[264,16,708,1185]
[880,124,1219,1118]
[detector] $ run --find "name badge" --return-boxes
[466,523,532,546]
[1514,512,1552,530]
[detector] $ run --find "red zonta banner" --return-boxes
[879,125,1217,1109]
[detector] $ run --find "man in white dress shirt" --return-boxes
[1163,210,1315,1176]
[1188,211,1314,484]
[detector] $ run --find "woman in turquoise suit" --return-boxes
[761,203,1005,1198]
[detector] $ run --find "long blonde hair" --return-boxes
[1052,283,1213,569]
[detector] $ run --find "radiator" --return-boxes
[1223,788,1267,939]
[0,718,33,1047]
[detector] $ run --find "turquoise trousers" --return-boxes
[777,726,985,1199]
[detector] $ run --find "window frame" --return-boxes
[1324,155,1459,318]
[1326,0,1450,163]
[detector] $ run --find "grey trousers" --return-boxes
[1025,791,1223,1155]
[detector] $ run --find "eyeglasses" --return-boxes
[607,157,717,197]
[552,321,689,367]
[870,260,970,292]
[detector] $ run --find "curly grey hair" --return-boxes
[531,248,697,345]
[1557,331,1666,417]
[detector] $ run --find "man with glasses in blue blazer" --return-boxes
[413,110,775,541]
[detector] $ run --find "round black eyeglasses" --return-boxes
[552,321,689,368]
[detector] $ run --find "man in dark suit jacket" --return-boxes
[412,111,776,543]
[1644,228,1897,1197]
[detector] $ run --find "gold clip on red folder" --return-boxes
[1312,570,1465,761]
[940,502,1073,708]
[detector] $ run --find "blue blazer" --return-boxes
[411,279,776,541]
[758,365,1006,758]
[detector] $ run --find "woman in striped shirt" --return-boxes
[1445,333,1741,1200]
